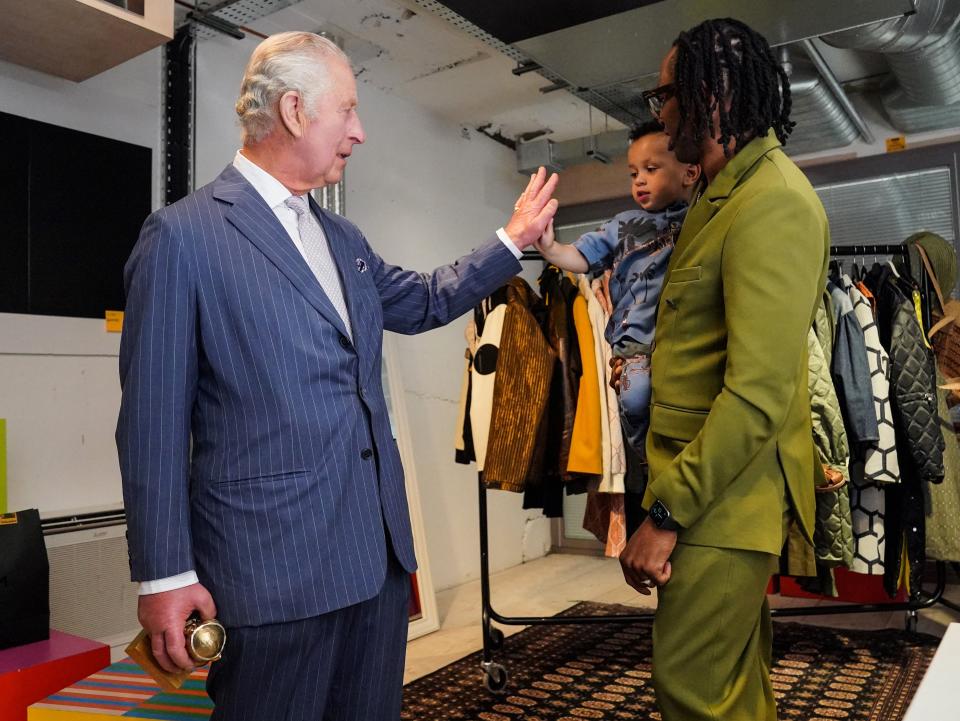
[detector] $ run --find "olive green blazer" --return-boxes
[643,130,829,555]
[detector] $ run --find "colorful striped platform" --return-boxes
[28,659,213,720]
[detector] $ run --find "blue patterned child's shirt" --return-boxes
[574,202,688,350]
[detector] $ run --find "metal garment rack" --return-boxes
[476,245,959,693]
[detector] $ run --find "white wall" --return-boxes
[194,35,551,593]
[0,50,162,516]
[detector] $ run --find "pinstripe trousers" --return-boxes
[207,552,410,721]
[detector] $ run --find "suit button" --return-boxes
[339,336,352,350]
[361,448,374,460]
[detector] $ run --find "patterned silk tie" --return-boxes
[284,195,352,338]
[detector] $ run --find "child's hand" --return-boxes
[533,219,556,256]
[609,357,625,394]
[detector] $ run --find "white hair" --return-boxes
[236,31,349,145]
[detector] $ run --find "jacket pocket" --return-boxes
[213,468,308,486]
[668,265,702,284]
[650,402,709,441]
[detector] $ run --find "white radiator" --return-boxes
[44,521,140,648]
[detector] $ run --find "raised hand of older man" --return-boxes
[504,166,560,250]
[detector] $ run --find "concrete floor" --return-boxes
[404,552,960,684]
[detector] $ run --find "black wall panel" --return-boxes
[0,111,151,319]
[0,114,30,314]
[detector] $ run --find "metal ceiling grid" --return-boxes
[184,0,304,40]
[411,0,652,127]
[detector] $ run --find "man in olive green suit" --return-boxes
[618,19,829,720]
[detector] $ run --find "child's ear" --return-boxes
[683,163,702,188]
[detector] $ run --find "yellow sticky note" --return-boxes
[105,310,124,333]
[886,136,907,153]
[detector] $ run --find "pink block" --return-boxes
[0,631,110,721]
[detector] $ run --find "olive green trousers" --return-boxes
[652,541,780,721]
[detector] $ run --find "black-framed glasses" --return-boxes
[641,83,675,117]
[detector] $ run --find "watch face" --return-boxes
[650,501,668,526]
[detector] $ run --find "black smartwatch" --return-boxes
[649,499,681,531]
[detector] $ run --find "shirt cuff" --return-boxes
[496,227,524,259]
[139,570,200,595]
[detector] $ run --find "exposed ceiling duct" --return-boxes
[407,0,960,168]
[784,57,862,157]
[517,53,868,171]
[882,90,960,132]
[414,0,915,130]
[823,0,960,106]
[518,50,867,172]
[503,1,913,99]
[799,40,875,145]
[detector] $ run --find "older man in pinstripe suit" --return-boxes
[116,31,557,720]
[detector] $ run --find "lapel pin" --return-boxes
[356,258,367,273]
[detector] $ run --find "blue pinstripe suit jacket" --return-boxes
[116,165,520,627]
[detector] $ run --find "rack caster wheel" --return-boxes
[481,661,508,694]
[487,626,505,651]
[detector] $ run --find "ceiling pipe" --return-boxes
[800,39,876,144]
[822,0,960,106]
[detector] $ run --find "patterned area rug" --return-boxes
[401,602,939,721]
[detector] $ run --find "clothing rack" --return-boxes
[475,245,959,694]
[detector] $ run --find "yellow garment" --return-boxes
[567,288,603,475]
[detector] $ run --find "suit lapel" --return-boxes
[675,131,784,259]
[213,166,351,339]
[674,191,720,255]
[313,199,378,375]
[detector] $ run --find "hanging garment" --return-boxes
[926,367,960,562]
[585,275,626,493]
[522,266,580,516]
[843,276,900,485]
[843,275,896,575]
[542,266,583,481]
[469,299,506,471]
[827,281,880,446]
[900,234,960,563]
[807,323,855,569]
[454,319,479,465]
[866,265,942,596]
[567,283,603,477]
[482,279,556,492]
[871,268,945,485]
[582,488,627,557]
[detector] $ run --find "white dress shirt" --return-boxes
[139,151,522,595]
